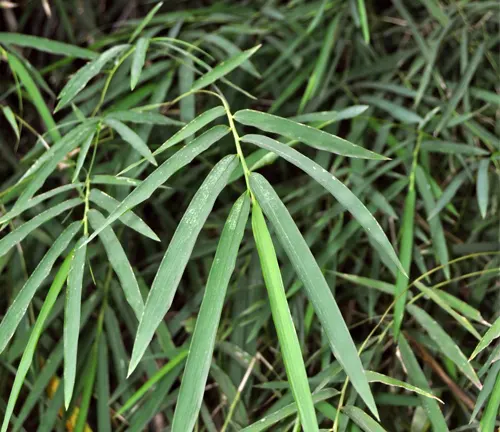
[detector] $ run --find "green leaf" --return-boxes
[105,118,157,166]
[357,0,370,43]
[415,165,450,279]
[252,200,318,432]
[1,250,74,432]
[191,44,261,91]
[72,128,96,182]
[0,198,82,258]
[361,96,423,124]
[427,170,469,220]
[235,110,386,160]
[435,43,485,134]
[56,45,129,111]
[5,51,61,142]
[471,361,500,423]
[342,406,387,432]
[0,184,81,225]
[393,187,415,337]
[249,172,379,420]
[0,222,80,354]
[407,304,481,388]
[470,316,500,360]
[128,1,163,43]
[300,14,340,111]
[290,105,369,123]
[84,125,229,245]
[397,334,449,431]
[1,106,19,140]
[477,159,490,218]
[105,110,183,126]
[0,32,97,59]
[172,194,250,432]
[128,155,238,374]
[15,120,97,207]
[480,368,500,432]
[88,209,144,319]
[420,140,488,156]
[243,135,403,274]
[155,106,226,154]
[89,189,159,241]
[131,37,149,90]
[64,236,87,409]
[366,371,442,402]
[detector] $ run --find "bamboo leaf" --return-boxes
[407,304,481,388]
[250,172,379,420]
[342,406,387,432]
[84,125,229,245]
[243,135,403,274]
[128,155,238,374]
[56,45,129,111]
[252,200,318,432]
[1,106,19,140]
[172,193,250,432]
[105,118,157,166]
[64,236,87,409]
[88,209,144,319]
[0,32,97,59]
[470,316,500,360]
[0,198,82,258]
[0,222,80,354]
[477,159,490,218]
[131,37,149,90]
[1,251,74,432]
[192,45,261,91]
[89,189,159,241]
[234,110,387,160]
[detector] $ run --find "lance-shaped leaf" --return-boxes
[252,201,318,432]
[131,37,149,90]
[0,198,82,258]
[64,236,87,409]
[84,125,229,245]
[249,172,379,420]
[89,189,159,241]
[128,155,238,374]
[397,334,449,431]
[105,119,157,166]
[234,110,386,160]
[172,194,250,432]
[477,159,490,218]
[0,222,80,354]
[56,45,129,111]
[192,45,261,91]
[88,210,144,319]
[470,316,500,360]
[407,304,481,388]
[1,251,74,432]
[342,406,387,432]
[243,134,403,274]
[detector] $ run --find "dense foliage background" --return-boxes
[0,1,498,431]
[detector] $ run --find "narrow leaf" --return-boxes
[250,173,379,419]
[235,110,386,160]
[252,201,318,432]
[105,118,157,165]
[64,237,87,409]
[470,316,500,360]
[192,45,261,91]
[131,37,149,90]
[0,222,80,354]
[84,125,229,245]
[243,135,403,274]
[407,304,481,388]
[477,159,490,218]
[88,209,144,319]
[0,198,81,258]
[128,155,238,374]
[342,406,387,432]
[2,106,19,140]
[172,194,250,432]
